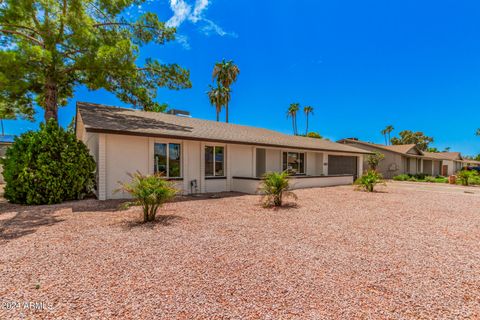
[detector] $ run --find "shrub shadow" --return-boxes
[120,214,184,230]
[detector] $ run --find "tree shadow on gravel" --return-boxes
[119,215,184,230]
[0,208,65,243]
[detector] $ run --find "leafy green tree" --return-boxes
[306,132,322,139]
[212,59,240,123]
[366,152,385,170]
[0,0,191,122]
[0,101,35,136]
[303,105,314,135]
[427,147,439,153]
[390,130,434,151]
[2,120,96,204]
[287,103,300,135]
[476,128,480,136]
[207,85,230,122]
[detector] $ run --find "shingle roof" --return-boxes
[337,139,422,156]
[423,152,462,161]
[77,102,370,154]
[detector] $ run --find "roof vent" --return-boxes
[166,109,191,117]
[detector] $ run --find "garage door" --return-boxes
[328,155,358,177]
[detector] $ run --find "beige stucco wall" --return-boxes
[82,130,361,199]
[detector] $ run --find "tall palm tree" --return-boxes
[303,106,314,135]
[380,128,388,145]
[381,125,394,145]
[385,125,394,145]
[207,85,230,122]
[287,103,300,135]
[476,128,480,136]
[212,59,240,123]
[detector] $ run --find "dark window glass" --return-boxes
[282,152,305,174]
[154,143,167,175]
[215,146,224,176]
[169,144,181,177]
[205,146,214,176]
[299,153,305,174]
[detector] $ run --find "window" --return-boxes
[205,146,225,177]
[282,152,305,174]
[154,143,181,178]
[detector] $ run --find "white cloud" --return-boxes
[166,0,236,48]
[176,34,191,50]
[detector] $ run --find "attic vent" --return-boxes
[166,109,191,117]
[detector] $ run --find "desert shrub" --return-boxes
[258,171,297,207]
[117,172,178,222]
[414,173,428,180]
[393,174,410,181]
[2,120,96,205]
[366,152,385,170]
[424,176,436,182]
[456,170,479,186]
[354,170,385,192]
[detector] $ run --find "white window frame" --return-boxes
[205,144,226,177]
[282,151,306,175]
[153,142,182,178]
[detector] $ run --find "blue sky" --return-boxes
[8,0,480,155]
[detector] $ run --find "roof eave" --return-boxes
[85,127,372,155]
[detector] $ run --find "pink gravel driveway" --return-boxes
[1,183,479,319]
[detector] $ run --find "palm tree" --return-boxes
[381,125,394,145]
[212,59,240,123]
[385,125,394,144]
[287,103,300,135]
[380,128,388,145]
[476,128,480,136]
[303,106,314,135]
[207,85,230,122]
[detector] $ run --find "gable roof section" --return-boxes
[423,152,462,161]
[337,139,423,157]
[77,102,370,155]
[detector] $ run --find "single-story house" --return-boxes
[337,138,435,178]
[75,102,370,200]
[422,151,464,176]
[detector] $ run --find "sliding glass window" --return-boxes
[205,146,225,177]
[154,143,181,178]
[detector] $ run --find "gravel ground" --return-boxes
[1,183,479,319]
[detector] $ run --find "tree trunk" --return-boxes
[305,114,309,135]
[216,107,219,121]
[44,78,58,122]
[1,119,4,136]
[291,117,295,134]
[225,102,229,123]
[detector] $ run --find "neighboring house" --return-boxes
[75,102,370,200]
[0,135,15,184]
[337,138,436,178]
[338,138,472,178]
[422,152,464,176]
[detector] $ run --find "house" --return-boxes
[75,102,370,200]
[0,135,15,184]
[338,138,451,178]
[422,152,464,176]
[338,138,470,178]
